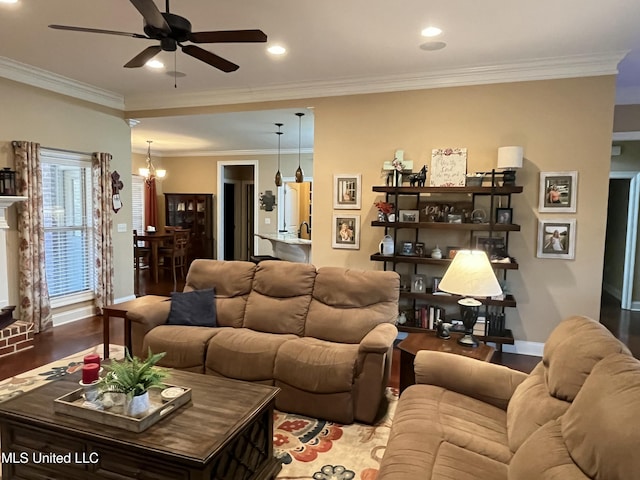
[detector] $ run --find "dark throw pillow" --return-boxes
[167,288,217,327]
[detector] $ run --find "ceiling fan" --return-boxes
[49,0,267,72]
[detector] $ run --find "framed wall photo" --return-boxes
[537,219,576,259]
[333,174,361,209]
[496,207,513,224]
[539,171,577,213]
[332,214,360,249]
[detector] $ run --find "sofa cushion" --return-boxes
[305,267,399,343]
[143,325,219,373]
[243,261,316,335]
[507,315,631,452]
[274,337,359,393]
[377,384,510,480]
[206,328,297,382]
[510,353,640,480]
[167,288,216,327]
[184,259,255,328]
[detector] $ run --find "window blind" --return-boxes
[131,175,145,234]
[41,149,93,300]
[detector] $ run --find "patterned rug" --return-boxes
[0,346,397,480]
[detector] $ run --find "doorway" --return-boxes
[217,161,258,261]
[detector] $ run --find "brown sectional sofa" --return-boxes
[377,315,640,480]
[127,259,400,424]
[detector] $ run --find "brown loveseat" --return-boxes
[127,259,400,424]
[377,315,640,479]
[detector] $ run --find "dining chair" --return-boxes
[133,230,151,295]
[158,230,190,291]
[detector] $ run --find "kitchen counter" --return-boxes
[255,233,312,263]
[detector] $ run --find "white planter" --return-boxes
[127,391,150,417]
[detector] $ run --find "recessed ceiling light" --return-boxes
[267,45,286,55]
[419,41,447,51]
[421,26,442,37]
[146,60,164,69]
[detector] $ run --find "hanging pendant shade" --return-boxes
[295,112,305,183]
[274,123,283,187]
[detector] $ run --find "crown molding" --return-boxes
[1,51,626,113]
[0,56,124,110]
[124,51,627,111]
[130,147,313,157]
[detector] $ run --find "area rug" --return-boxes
[0,346,397,480]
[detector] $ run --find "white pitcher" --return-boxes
[379,235,394,256]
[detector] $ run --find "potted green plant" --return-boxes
[98,349,168,417]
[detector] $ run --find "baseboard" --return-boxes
[630,301,640,311]
[116,294,137,304]
[53,305,96,327]
[492,340,543,357]
[603,283,622,301]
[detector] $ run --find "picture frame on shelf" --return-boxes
[429,148,467,187]
[496,207,513,224]
[446,246,462,259]
[398,209,420,223]
[414,242,425,257]
[476,236,508,260]
[332,214,360,249]
[410,274,427,293]
[537,219,576,259]
[333,174,361,209]
[432,276,443,293]
[538,171,577,213]
[399,241,415,256]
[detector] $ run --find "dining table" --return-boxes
[135,230,174,283]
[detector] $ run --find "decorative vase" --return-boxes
[393,170,403,187]
[127,391,150,417]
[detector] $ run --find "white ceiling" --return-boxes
[1,0,639,155]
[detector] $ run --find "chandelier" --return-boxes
[139,140,166,181]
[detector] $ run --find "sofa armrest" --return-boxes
[359,323,398,353]
[414,350,528,410]
[127,301,172,330]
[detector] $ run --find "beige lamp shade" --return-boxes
[497,146,523,170]
[438,250,503,298]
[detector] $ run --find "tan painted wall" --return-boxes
[0,78,133,307]
[310,76,616,343]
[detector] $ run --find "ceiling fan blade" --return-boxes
[129,0,170,33]
[124,45,163,68]
[189,29,267,44]
[182,45,239,72]
[49,24,148,38]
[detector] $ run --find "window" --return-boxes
[41,149,94,302]
[131,174,146,235]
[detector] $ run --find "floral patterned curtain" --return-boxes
[12,141,52,333]
[144,177,158,228]
[92,153,114,311]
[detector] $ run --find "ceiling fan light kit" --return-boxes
[295,112,305,183]
[48,0,267,74]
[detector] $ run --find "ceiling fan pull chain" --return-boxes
[174,50,177,88]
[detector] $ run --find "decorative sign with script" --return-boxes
[430,148,467,187]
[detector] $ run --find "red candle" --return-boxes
[82,363,100,384]
[84,354,101,366]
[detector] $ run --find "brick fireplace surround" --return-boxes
[0,321,34,358]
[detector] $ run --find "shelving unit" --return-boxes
[371,182,523,350]
[165,193,214,261]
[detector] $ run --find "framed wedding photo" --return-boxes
[538,171,577,213]
[332,214,360,249]
[537,219,576,259]
[333,174,361,209]
[496,207,512,224]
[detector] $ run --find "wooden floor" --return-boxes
[2,269,638,384]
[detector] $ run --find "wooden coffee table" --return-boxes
[0,368,281,480]
[397,332,495,392]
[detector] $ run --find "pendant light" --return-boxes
[139,140,166,182]
[295,112,305,183]
[274,123,283,187]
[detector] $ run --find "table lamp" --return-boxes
[438,250,502,347]
[497,146,523,186]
